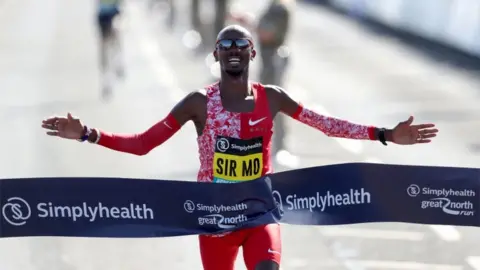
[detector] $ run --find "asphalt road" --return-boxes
[1,0,480,269]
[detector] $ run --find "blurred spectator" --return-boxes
[190,0,201,33]
[96,0,125,100]
[230,0,295,157]
[227,0,294,87]
[213,0,229,40]
[257,0,295,160]
[188,0,229,50]
[256,0,293,86]
[228,0,296,161]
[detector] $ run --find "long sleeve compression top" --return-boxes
[291,104,376,140]
[94,104,376,156]
[96,113,181,156]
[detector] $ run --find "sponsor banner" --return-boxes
[0,177,279,238]
[0,163,479,238]
[268,163,479,226]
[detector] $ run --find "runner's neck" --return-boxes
[218,79,252,101]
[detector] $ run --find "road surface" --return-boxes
[1,0,480,269]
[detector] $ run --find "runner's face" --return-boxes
[215,30,254,77]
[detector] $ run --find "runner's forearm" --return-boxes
[85,113,181,155]
[291,104,393,141]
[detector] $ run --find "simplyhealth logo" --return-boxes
[2,197,155,226]
[406,184,476,216]
[271,188,371,214]
[184,200,248,229]
[2,197,32,226]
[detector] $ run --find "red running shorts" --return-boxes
[199,223,282,270]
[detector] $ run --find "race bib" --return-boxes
[213,136,263,183]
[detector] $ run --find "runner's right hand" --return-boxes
[41,112,85,140]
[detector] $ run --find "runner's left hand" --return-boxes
[392,116,438,145]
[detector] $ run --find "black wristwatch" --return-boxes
[377,128,388,146]
[77,125,92,142]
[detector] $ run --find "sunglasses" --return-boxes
[216,39,252,50]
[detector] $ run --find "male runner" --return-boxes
[97,0,122,68]
[97,0,124,98]
[41,25,438,270]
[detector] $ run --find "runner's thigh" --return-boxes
[242,223,282,270]
[199,234,240,270]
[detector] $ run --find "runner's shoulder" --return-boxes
[261,83,288,99]
[262,83,284,92]
[184,89,207,103]
[180,89,207,112]
[171,89,207,124]
[261,83,300,114]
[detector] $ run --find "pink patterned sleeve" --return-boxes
[291,105,377,140]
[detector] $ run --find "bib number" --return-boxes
[213,136,263,183]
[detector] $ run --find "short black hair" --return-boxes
[216,24,253,43]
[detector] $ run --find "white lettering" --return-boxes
[420,197,474,216]
[198,214,248,229]
[36,202,154,222]
[196,203,248,214]
[285,189,371,212]
[421,187,475,197]
[230,143,262,152]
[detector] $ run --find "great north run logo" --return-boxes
[406,184,476,216]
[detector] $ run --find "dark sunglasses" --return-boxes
[216,39,252,50]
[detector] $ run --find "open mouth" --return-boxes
[228,57,241,65]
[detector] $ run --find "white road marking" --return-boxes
[429,225,462,242]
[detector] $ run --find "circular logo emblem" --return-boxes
[216,138,230,153]
[271,190,284,217]
[407,184,421,197]
[184,200,195,213]
[2,197,31,226]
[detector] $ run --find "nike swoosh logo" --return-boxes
[249,117,266,126]
[268,248,281,255]
[164,122,172,129]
